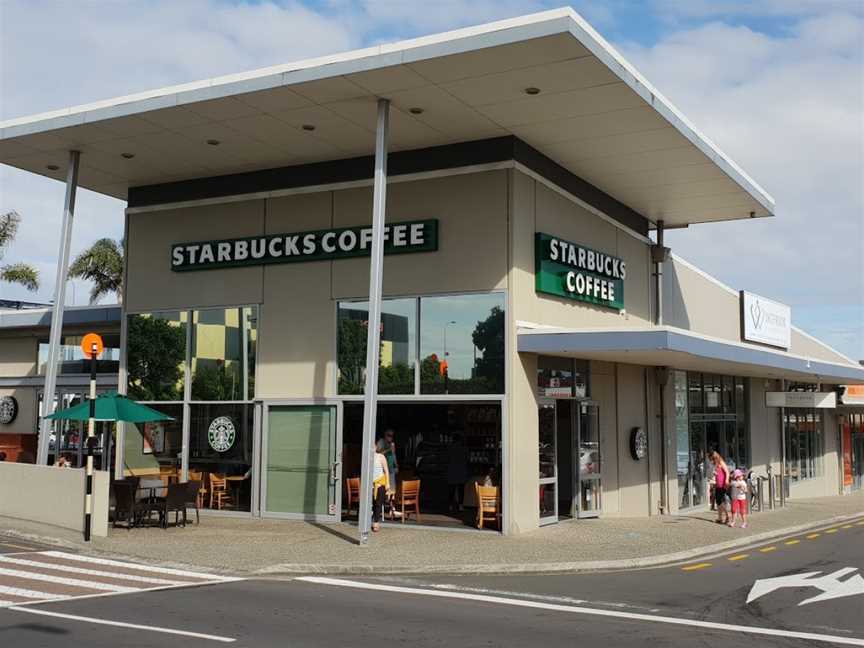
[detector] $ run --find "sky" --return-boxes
[0,0,862,361]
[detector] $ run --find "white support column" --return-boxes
[37,150,80,465]
[358,99,390,545]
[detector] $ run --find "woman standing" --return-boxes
[371,445,390,532]
[711,451,731,525]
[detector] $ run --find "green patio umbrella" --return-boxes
[46,391,174,423]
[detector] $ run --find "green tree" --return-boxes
[0,211,39,291]
[68,238,124,304]
[337,318,367,394]
[127,316,186,400]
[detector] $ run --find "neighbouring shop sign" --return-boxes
[171,219,438,272]
[535,232,625,310]
[840,385,864,406]
[765,391,836,409]
[0,396,18,425]
[740,291,791,349]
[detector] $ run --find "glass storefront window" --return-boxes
[38,334,120,375]
[420,293,505,394]
[123,403,183,479]
[188,403,254,512]
[190,306,257,401]
[674,371,691,509]
[785,408,823,482]
[537,357,588,398]
[337,298,416,395]
[127,311,188,401]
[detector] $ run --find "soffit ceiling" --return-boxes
[0,10,774,228]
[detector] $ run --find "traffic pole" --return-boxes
[84,341,97,542]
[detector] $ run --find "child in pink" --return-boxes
[729,469,748,528]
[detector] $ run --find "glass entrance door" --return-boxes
[538,402,558,524]
[262,403,342,520]
[576,401,601,518]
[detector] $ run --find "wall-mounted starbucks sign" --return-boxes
[171,219,438,272]
[535,232,625,310]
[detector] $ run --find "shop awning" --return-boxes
[0,8,773,227]
[518,326,864,384]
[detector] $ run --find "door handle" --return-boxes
[330,461,341,482]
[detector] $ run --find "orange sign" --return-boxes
[80,333,104,359]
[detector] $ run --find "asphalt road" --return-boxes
[0,517,862,647]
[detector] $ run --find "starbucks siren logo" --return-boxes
[208,416,236,452]
[0,396,18,425]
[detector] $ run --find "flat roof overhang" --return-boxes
[518,326,864,385]
[0,8,773,228]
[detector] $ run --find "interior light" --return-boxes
[206,139,221,146]
[121,152,135,159]
[409,107,424,115]
[301,124,316,131]
[524,87,541,95]
[46,164,60,171]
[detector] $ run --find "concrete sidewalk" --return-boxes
[2,493,861,575]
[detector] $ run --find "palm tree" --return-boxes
[68,238,124,304]
[0,211,39,291]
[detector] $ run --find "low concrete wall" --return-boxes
[0,462,109,537]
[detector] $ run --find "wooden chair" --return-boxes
[476,484,500,530]
[345,477,360,517]
[397,479,421,523]
[189,470,208,510]
[209,473,232,510]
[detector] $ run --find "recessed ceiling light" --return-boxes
[524,87,541,95]
[206,139,220,146]
[409,107,424,115]
[46,164,60,171]
[301,124,316,131]
[121,152,135,159]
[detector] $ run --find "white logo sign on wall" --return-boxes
[0,396,18,425]
[740,291,791,349]
[208,416,236,452]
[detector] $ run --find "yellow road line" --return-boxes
[759,546,777,553]
[0,543,34,551]
[856,520,864,526]
[784,540,800,546]
[728,554,749,561]
[841,525,852,529]
[806,533,821,539]
[825,528,839,534]
[682,563,712,571]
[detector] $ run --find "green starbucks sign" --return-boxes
[171,219,438,272]
[535,232,625,310]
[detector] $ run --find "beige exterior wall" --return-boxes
[0,386,38,435]
[0,335,37,377]
[664,255,855,366]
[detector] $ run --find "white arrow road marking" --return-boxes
[747,568,864,606]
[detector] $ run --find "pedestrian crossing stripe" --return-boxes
[0,550,240,609]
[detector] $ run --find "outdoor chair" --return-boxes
[209,473,231,510]
[397,479,421,523]
[476,484,500,530]
[185,480,203,524]
[157,483,190,528]
[345,477,360,517]
[189,470,208,509]
[112,478,149,529]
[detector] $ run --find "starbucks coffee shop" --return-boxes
[2,9,862,534]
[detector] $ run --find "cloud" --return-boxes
[619,13,864,359]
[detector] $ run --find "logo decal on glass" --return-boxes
[208,416,236,452]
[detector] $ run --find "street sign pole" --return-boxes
[81,333,103,542]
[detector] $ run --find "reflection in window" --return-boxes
[337,299,416,395]
[127,312,188,400]
[785,408,823,482]
[38,334,120,375]
[537,357,588,398]
[188,403,254,512]
[190,306,257,401]
[123,403,183,478]
[420,293,505,394]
